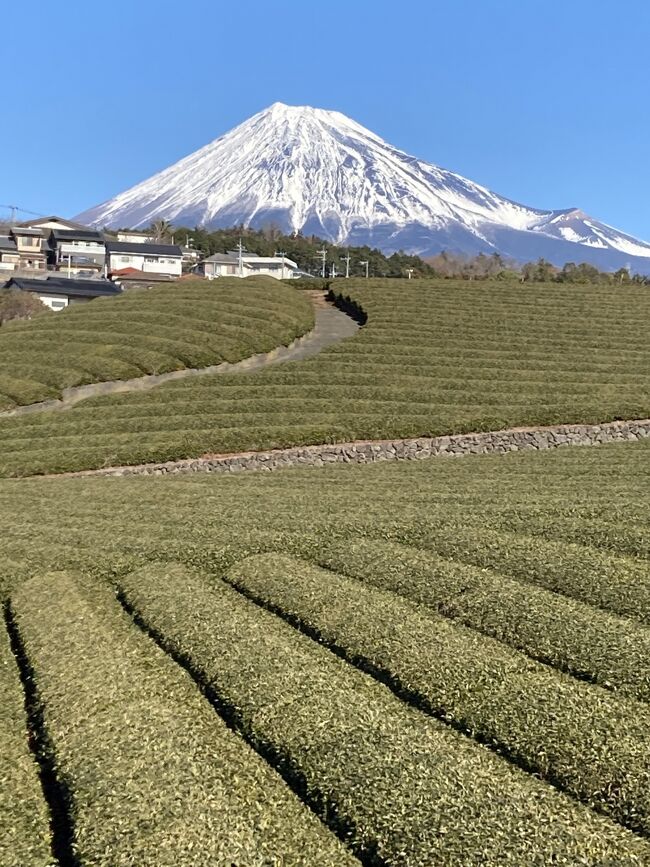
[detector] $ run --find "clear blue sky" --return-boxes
[3,0,649,239]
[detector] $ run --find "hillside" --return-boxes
[1,278,650,476]
[0,278,314,411]
[2,439,650,863]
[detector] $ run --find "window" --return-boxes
[119,256,132,263]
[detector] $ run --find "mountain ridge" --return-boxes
[76,102,650,273]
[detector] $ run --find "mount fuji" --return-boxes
[76,102,650,273]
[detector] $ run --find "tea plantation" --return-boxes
[2,276,650,864]
[1,440,650,864]
[0,276,314,410]
[1,279,650,476]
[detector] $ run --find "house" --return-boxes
[3,276,121,310]
[199,253,241,278]
[197,251,300,279]
[11,227,47,270]
[115,230,155,244]
[239,252,300,279]
[0,236,20,272]
[48,228,106,276]
[105,241,183,278]
[17,215,91,233]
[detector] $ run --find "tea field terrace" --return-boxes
[1,278,650,476]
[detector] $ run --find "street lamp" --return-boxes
[406,268,414,279]
[359,260,369,278]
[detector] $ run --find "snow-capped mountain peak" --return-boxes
[76,103,650,272]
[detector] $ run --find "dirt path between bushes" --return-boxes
[0,291,359,419]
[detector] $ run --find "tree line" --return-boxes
[147,220,650,284]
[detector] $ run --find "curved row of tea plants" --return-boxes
[118,561,650,865]
[226,553,650,833]
[1,279,650,475]
[0,277,314,411]
[10,570,355,866]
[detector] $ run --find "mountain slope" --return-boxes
[77,102,650,272]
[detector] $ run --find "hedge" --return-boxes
[0,618,51,866]
[309,535,650,702]
[226,552,650,834]
[12,571,354,866]
[118,561,650,865]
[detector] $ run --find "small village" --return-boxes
[0,215,303,311]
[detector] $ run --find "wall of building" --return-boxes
[38,293,69,310]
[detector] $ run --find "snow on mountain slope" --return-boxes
[76,102,650,271]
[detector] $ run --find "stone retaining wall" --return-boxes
[83,418,650,478]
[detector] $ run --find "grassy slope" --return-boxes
[1,441,650,860]
[0,277,314,410]
[1,278,650,475]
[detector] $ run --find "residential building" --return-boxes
[0,236,20,272]
[115,230,155,244]
[197,251,300,279]
[105,241,183,278]
[11,227,47,270]
[199,252,241,278]
[17,215,91,233]
[48,229,106,276]
[4,276,121,310]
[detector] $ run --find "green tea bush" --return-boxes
[310,536,650,701]
[12,571,354,867]
[0,621,51,866]
[0,278,314,411]
[227,553,650,833]
[119,562,650,865]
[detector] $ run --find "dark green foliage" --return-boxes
[11,571,355,866]
[119,561,650,865]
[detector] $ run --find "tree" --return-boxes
[150,220,174,243]
[0,289,50,324]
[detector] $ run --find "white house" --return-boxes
[105,241,183,278]
[198,251,300,279]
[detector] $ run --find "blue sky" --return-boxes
[3,0,650,239]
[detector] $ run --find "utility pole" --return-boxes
[237,238,245,278]
[340,251,351,278]
[316,247,327,279]
[275,250,286,279]
[406,268,414,280]
[359,259,369,279]
[331,263,337,278]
